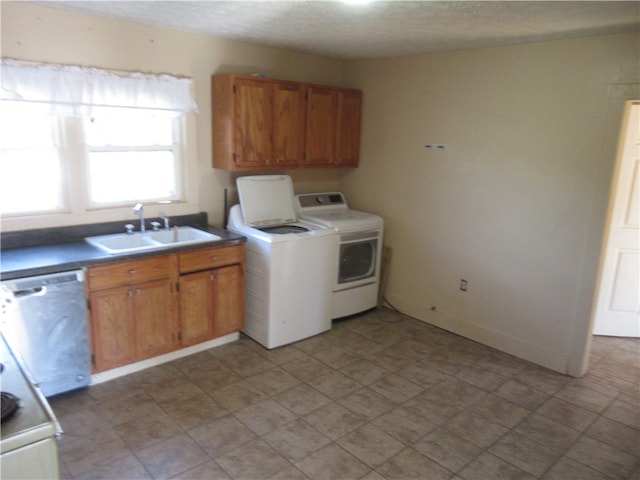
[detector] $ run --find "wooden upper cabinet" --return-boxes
[303,85,362,167]
[212,75,304,170]
[304,85,337,166]
[212,74,361,171]
[335,89,362,167]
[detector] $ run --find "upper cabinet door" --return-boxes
[335,89,362,167]
[304,85,337,166]
[233,77,273,168]
[272,80,305,167]
[212,74,362,171]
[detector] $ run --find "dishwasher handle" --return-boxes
[13,286,47,298]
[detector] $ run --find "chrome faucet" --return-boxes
[133,203,145,233]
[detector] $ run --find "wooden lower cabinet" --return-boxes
[179,270,215,346]
[89,279,177,371]
[87,244,245,373]
[179,246,245,345]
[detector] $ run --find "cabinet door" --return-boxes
[233,77,272,168]
[272,81,305,167]
[179,270,215,346]
[213,264,244,337]
[135,278,178,359]
[90,286,136,372]
[304,86,337,166]
[335,89,362,167]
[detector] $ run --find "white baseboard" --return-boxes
[91,333,240,385]
[387,294,570,374]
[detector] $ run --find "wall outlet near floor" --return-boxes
[459,279,468,291]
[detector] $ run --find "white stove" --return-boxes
[296,193,384,319]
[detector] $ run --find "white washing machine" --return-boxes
[296,192,384,319]
[227,175,336,349]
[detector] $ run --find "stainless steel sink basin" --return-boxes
[86,227,221,255]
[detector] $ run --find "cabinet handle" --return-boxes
[128,269,137,275]
[210,255,217,260]
[128,289,134,297]
[135,288,141,296]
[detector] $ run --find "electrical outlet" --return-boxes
[459,279,468,292]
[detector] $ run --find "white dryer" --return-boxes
[296,192,384,319]
[228,175,336,349]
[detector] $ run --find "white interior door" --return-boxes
[593,100,640,337]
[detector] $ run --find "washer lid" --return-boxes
[237,175,297,227]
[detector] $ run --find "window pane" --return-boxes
[85,108,174,146]
[0,103,63,215]
[1,148,64,214]
[88,151,177,204]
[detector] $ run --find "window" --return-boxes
[0,60,197,219]
[85,108,181,206]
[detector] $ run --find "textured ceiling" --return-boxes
[36,1,640,59]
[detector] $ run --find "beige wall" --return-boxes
[1,2,350,230]
[341,33,639,375]
[3,2,638,375]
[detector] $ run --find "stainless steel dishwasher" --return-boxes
[1,270,91,397]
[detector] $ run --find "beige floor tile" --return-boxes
[444,410,509,448]
[336,424,405,468]
[565,435,637,480]
[273,383,333,416]
[114,409,183,451]
[371,406,437,444]
[307,369,364,399]
[187,414,257,457]
[136,434,210,480]
[494,379,550,411]
[514,413,581,453]
[470,393,530,429]
[377,447,452,480]
[73,454,153,480]
[368,373,423,403]
[245,367,301,396]
[413,426,483,473]
[168,459,231,479]
[215,438,291,479]
[264,418,332,462]
[303,402,367,440]
[159,392,228,430]
[459,451,537,480]
[555,382,617,413]
[534,396,598,432]
[338,387,396,420]
[46,309,640,480]
[209,379,270,411]
[542,456,615,480]
[489,431,561,477]
[233,398,298,436]
[339,358,389,385]
[295,443,371,480]
[585,416,640,457]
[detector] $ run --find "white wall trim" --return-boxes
[90,333,239,385]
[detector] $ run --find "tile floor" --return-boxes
[50,307,640,480]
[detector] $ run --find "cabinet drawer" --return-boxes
[179,245,244,273]
[87,255,172,291]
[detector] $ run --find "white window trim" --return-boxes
[0,60,200,232]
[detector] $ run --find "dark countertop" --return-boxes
[0,213,246,280]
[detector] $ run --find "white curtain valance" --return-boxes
[1,59,198,114]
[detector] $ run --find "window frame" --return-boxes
[0,107,191,222]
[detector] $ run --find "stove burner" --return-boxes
[1,392,20,422]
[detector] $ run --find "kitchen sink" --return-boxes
[86,227,221,254]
